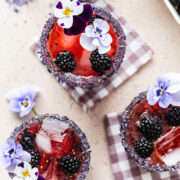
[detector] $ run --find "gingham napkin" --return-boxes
[30,0,153,111]
[105,112,180,180]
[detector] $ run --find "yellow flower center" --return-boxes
[64,8,71,16]
[11,152,15,157]
[160,89,164,95]
[9,149,15,158]
[23,101,29,107]
[23,171,29,178]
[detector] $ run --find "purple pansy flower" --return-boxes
[6,85,39,117]
[147,72,180,108]
[1,139,31,172]
[80,19,112,54]
[13,161,45,180]
[54,0,93,36]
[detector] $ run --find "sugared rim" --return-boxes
[120,92,180,172]
[8,114,91,179]
[40,5,126,88]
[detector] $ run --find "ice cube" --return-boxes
[36,131,52,153]
[162,148,180,166]
[41,119,69,143]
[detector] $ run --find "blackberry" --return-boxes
[20,129,35,150]
[134,137,154,158]
[55,51,76,73]
[138,114,163,140]
[88,15,104,25]
[90,49,112,74]
[59,155,81,175]
[178,5,180,15]
[27,149,41,168]
[166,107,180,126]
[170,0,180,6]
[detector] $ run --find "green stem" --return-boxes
[32,108,38,115]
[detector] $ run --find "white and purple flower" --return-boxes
[12,161,44,180]
[147,72,180,108]
[6,85,39,117]
[54,0,93,35]
[80,19,112,54]
[1,139,31,172]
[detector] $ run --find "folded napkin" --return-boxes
[105,112,180,180]
[30,0,152,111]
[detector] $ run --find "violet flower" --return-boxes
[54,0,93,35]
[80,19,112,54]
[12,162,45,180]
[1,139,31,172]
[147,72,180,108]
[6,85,39,117]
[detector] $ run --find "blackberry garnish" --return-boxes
[166,107,180,126]
[59,155,81,175]
[170,0,180,6]
[178,5,180,15]
[90,49,112,74]
[134,137,154,158]
[55,51,76,73]
[20,129,35,150]
[27,149,41,168]
[138,114,163,140]
[88,15,104,25]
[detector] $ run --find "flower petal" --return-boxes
[6,88,22,101]
[92,38,99,46]
[147,85,160,106]
[70,0,83,16]
[159,92,171,108]
[30,168,39,178]
[54,8,66,19]
[19,101,35,117]
[98,42,111,54]
[14,165,25,177]
[6,86,39,101]
[38,176,45,180]
[169,91,180,106]
[24,161,32,172]
[56,1,63,9]
[20,151,31,163]
[64,16,86,35]
[13,177,22,180]
[1,138,16,154]
[80,34,96,51]
[57,16,73,29]
[7,160,20,172]
[85,25,95,37]
[78,4,93,22]
[1,156,11,168]
[100,33,112,47]
[24,86,39,100]
[163,72,180,93]
[93,19,110,34]
[9,100,21,112]
[58,0,70,8]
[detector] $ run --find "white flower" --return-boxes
[13,162,39,180]
[80,19,113,54]
[54,0,84,29]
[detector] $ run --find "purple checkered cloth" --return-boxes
[30,0,153,111]
[105,112,180,180]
